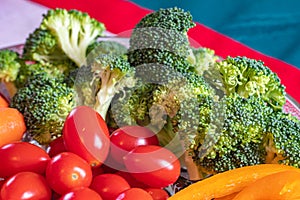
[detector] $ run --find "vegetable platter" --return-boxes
[1,7,300,200]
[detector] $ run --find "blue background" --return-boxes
[131,0,300,69]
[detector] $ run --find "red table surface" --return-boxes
[31,0,300,103]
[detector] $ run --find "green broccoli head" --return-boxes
[40,8,106,67]
[216,56,286,110]
[135,7,195,33]
[128,7,195,72]
[10,73,76,144]
[192,94,273,174]
[0,49,22,82]
[91,54,136,119]
[264,111,300,168]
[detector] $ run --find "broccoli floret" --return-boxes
[116,7,198,132]
[22,28,73,65]
[109,81,158,129]
[0,49,22,82]
[67,41,129,107]
[135,7,195,33]
[191,94,300,175]
[189,47,219,76]
[154,71,215,156]
[215,56,286,110]
[264,111,300,168]
[10,73,76,144]
[91,54,136,120]
[66,65,100,107]
[40,8,106,67]
[86,40,128,64]
[192,94,273,174]
[127,7,195,72]
[15,61,75,89]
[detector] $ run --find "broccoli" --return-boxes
[91,54,136,120]
[127,7,195,72]
[66,65,100,107]
[264,111,300,168]
[210,56,286,110]
[112,7,199,128]
[0,49,22,82]
[10,73,76,144]
[39,8,105,67]
[190,93,300,175]
[192,94,273,174]
[189,47,219,76]
[86,40,128,64]
[154,71,215,156]
[135,7,195,34]
[109,65,215,158]
[15,61,75,89]
[0,49,23,97]
[109,8,219,158]
[22,28,73,65]
[109,81,157,128]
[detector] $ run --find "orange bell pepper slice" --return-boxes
[233,170,300,200]
[168,164,300,200]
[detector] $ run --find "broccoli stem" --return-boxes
[183,150,203,181]
[94,70,119,120]
[2,81,17,98]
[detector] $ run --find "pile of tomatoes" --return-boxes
[0,106,181,200]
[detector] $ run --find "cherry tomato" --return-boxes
[123,145,180,188]
[90,173,130,200]
[92,166,105,177]
[0,171,51,200]
[110,125,159,165]
[116,188,153,200]
[0,141,50,178]
[144,188,169,200]
[115,171,148,188]
[63,106,110,167]
[47,136,67,157]
[45,152,93,195]
[59,187,102,200]
[0,178,5,191]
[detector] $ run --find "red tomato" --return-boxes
[144,188,169,200]
[63,106,110,167]
[0,171,51,200]
[45,152,93,195]
[59,187,102,200]
[123,145,180,188]
[115,171,148,188]
[110,125,159,165]
[90,173,130,200]
[92,166,105,177]
[0,141,50,178]
[47,136,67,157]
[0,179,5,192]
[116,188,153,200]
